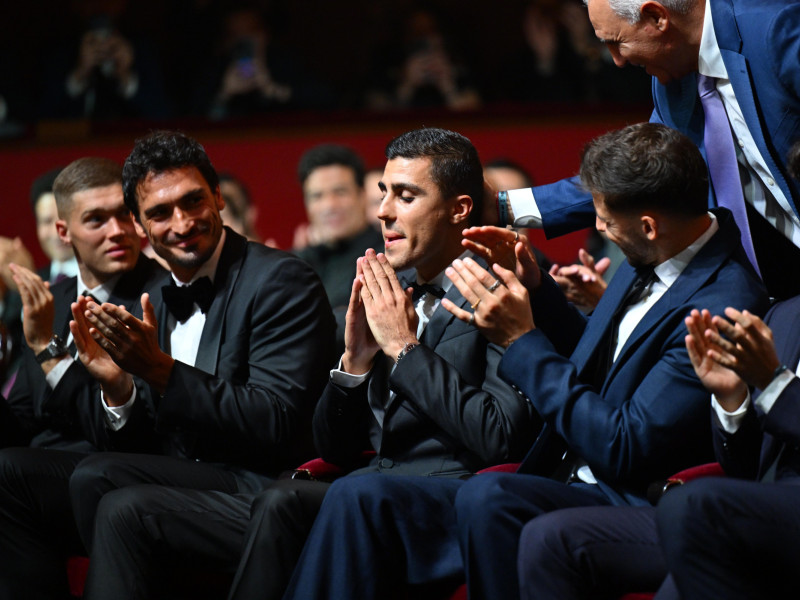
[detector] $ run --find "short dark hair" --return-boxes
[122,130,219,220]
[580,123,708,217]
[53,157,123,219]
[297,144,365,188]
[385,128,483,225]
[30,167,64,213]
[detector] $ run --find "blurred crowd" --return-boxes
[0,0,651,135]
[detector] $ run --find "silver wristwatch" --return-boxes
[35,335,69,364]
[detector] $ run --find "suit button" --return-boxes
[379,458,394,469]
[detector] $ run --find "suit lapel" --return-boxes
[570,264,636,375]
[194,229,248,375]
[608,212,739,385]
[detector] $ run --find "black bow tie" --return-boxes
[409,282,445,302]
[162,277,215,322]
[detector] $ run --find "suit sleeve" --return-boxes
[389,338,540,465]
[5,346,108,449]
[312,379,374,467]
[499,320,714,486]
[154,254,336,469]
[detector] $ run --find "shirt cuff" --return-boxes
[711,392,751,434]
[755,370,796,415]
[102,384,137,431]
[507,188,542,228]
[329,356,371,388]
[44,356,75,389]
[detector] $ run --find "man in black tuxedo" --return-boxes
[66,131,335,598]
[0,156,163,599]
[224,127,540,600]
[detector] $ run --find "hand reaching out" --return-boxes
[443,256,534,348]
[549,248,609,310]
[460,226,541,291]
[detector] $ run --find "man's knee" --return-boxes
[69,453,122,502]
[455,472,513,524]
[94,487,152,541]
[657,477,727,549]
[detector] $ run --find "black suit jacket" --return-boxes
[713,295,800,481]
[313,262,541,478]
[115,228,337,477]
[1,254,164,451]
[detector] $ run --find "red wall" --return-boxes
[0,109,648,268]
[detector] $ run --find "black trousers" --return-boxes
[227,479,331,600]
[68,452,271,600]
[0,447,87,600]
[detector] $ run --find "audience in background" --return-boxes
[364,8,481,111]
[292,144,383,350]
[38,0,171,120]
[194,7,334,119]
[30,167,79,284]
[362,167,384,230]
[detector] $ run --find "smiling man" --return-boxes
[61,131,335,599]
[494,0,800,301]
[0,157,165,599]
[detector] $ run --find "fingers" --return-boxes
[446,257,498,308]
[360,250,404,300]
[594,257,612,276]
[578,248,596,270]
[440,297,474,325]
[82,300,130,348]
[141,293,157,328]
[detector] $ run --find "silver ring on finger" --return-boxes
[469,313,475,326]
[487,280,501,293]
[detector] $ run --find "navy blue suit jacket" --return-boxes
[713,295,800,481]
[530,0,800,239]
[502,210,769,505]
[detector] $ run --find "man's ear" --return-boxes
[451,194,473,225]
[641,214,659,240]
[55,220,70,245]
[134,219,147,239]
[214,186,225,212]
[640,1,670,33]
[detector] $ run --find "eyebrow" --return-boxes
[143,188,205,218]
[390,182,425,196]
